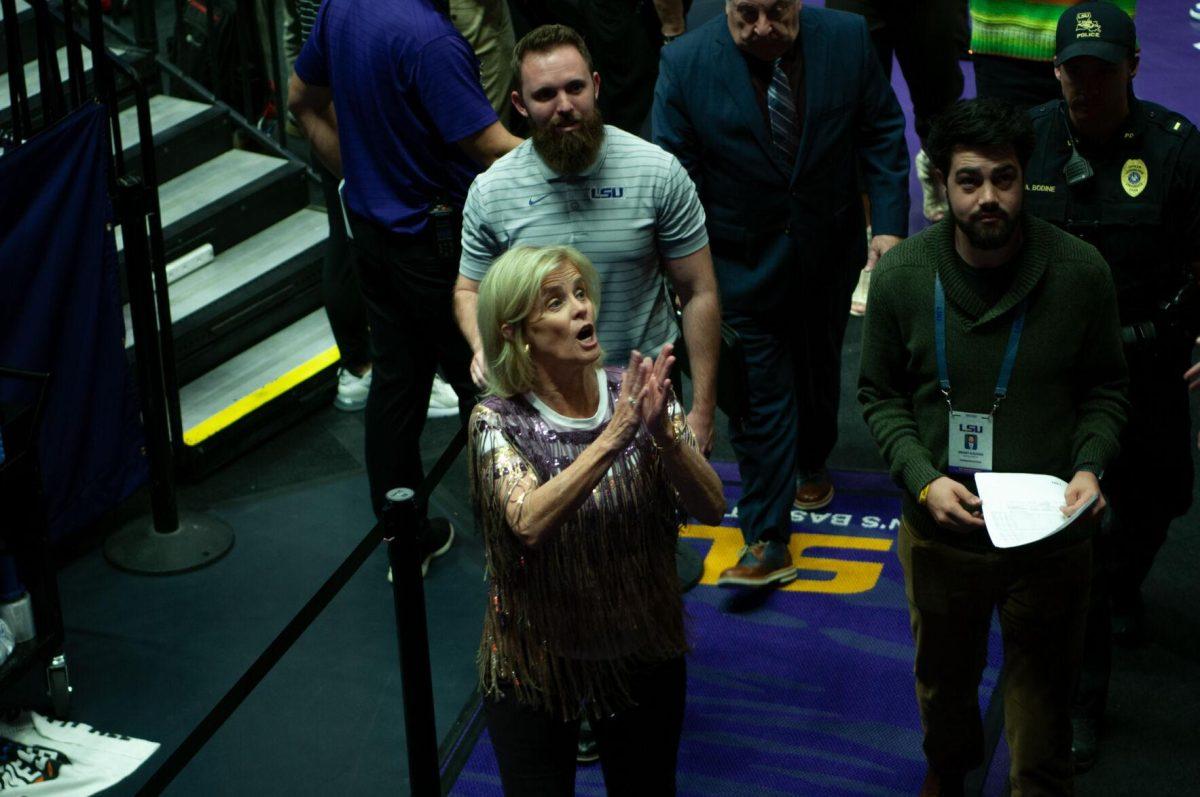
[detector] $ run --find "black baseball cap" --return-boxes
[1054,1,1136,65]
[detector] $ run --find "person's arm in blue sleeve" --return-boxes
[413,35,521,167]
[289,7,341,175]
[289,74,339,175]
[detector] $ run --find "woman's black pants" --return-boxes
[484,655,687,796]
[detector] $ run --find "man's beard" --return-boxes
[953,205,1021,251]
[531,108,605,175]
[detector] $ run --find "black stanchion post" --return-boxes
[117,177,179,528]
[383,488,441,797]
[130,0,159,54]
[103,176,234,574]
[135,433,467,792]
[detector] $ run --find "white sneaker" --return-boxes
[427,374,459,419]
[916,149,948,222]
[334,367,371,411]
[1190,4,1200,22]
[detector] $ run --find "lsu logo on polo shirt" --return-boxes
[589,187,625,199]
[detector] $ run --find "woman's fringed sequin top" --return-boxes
[469,367,693,720]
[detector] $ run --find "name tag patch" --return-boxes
[948,411,993,474]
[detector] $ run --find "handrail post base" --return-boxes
[104,510,234,575]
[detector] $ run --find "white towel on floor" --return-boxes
[0,711,159,795]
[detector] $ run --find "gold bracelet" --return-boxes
[651,433,680,453]
[917,482,932,506]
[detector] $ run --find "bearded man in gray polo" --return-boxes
[452,24,721,452]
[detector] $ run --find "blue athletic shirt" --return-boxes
[294,0,498,234]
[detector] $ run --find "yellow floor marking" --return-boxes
[682,525,893,594]
[183,346,340,446]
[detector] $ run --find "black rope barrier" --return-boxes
[136,423,469,796]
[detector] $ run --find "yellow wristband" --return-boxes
[917,483,932,506]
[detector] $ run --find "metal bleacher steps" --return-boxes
[178,309,339,472]
[3,2,339,478]
[110,84,335,478]
[113,148,308,261]
[117,94,230,182]
[122,207,329,386]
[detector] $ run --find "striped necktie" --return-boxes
[766,58,799,166]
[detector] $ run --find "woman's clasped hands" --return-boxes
[603,344,678,451]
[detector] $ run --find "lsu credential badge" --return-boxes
[1121,159,1148,198]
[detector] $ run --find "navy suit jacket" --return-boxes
[652,8,909,311]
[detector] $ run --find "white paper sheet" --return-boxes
[975,472,1097,549]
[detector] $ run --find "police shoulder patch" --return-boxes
[1142,102,1194,137]
[1163,116,1195,137]
[1121,158,1148,197]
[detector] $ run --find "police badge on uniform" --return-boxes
[1121,159,1148,197]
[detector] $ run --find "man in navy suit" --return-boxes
[653,0,908,586]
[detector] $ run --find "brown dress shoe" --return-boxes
[794,472,834,510]
[716,540,797,587]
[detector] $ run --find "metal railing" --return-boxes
[157,0,292,152]
[4,7,454,790]
[3,0,227,569]
[136,428,469,796]
[92,1,305,168]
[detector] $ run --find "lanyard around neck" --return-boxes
[934,273,1027,415]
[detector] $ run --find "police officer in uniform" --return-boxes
[1024,1,1200,770]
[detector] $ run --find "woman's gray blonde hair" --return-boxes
[476,245,603,397]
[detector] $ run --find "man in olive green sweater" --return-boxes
[858,99,1128,795]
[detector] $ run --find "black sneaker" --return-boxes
[387,518,455,582]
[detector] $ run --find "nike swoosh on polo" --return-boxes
[528,194,550,206]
